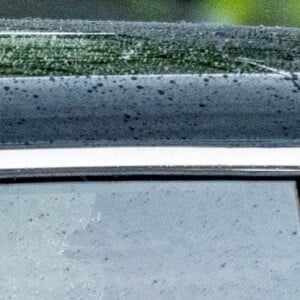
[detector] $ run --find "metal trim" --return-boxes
[1,147,300,178]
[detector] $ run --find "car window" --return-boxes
[1,181,299,299]
[1,3,300,300]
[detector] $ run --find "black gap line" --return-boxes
[2,175,300,184]
[295,180,300,225]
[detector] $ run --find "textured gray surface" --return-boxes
[1,74,300,148]
[1,19,300,51]
[0,181,299,299]
[0,20,299,76]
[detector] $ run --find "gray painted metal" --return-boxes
[1,19,300,53]
[0,20,299,76]
[0,181,299,299]
[1,74,300,149]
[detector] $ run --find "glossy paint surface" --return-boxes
[1,74,300,149]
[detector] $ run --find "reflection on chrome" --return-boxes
[1,147,300,177]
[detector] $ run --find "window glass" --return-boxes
[1,181,299,299]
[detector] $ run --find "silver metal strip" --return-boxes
[1,147,300,178]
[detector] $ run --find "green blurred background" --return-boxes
[0,0,299,27]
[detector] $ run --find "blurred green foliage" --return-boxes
[126,0,300,27]
[204,0,300,27]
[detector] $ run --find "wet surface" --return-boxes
[0,183,104,299]
[0,20,299,76]
[0,181,299,299]
[1,74,300,148]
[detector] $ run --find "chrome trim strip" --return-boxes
[0,147,300,178]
